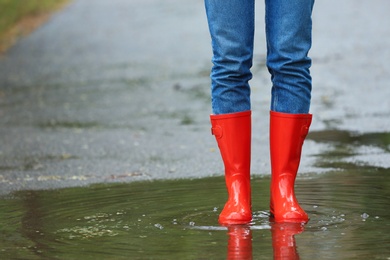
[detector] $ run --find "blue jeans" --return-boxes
[205,0,314,115]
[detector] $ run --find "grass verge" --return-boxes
[0,0,70,53]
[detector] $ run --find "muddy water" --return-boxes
[0,165,389,259]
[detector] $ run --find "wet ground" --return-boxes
[0,0,390,259]
[0,168,389,259]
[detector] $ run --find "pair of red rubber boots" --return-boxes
[210,110,312,225]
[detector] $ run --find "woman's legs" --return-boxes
[205,0,255,224]
[205,0,315,224]
[205,0,255,114]
[265,0,315,114]
[265,0,315,223]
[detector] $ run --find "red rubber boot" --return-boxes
[269,111,312,223]
[210,111,252,225]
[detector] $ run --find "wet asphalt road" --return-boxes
[0,0,389,194]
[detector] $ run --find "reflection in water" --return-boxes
[226,225,253,260]
[225,223,304,260]
[20,191,49,258]
[271,223,304,260]
[0,166,389,258]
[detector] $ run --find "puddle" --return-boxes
[1,167,389,259]
[308,130,390,151]
[307,130,390,169]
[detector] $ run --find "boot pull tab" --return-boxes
[300,125,310,139]
[211,125,223,139]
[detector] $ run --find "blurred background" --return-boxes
[0,0,389,259]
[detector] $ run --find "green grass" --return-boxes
[0,0,69,51]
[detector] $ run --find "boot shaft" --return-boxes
[211,111,251,176]
[270,111,312,177]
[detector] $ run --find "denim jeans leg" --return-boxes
[265,0,315,114]
[205,0,255,115]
